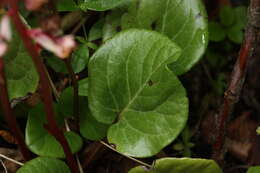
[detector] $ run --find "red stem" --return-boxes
[212,0,260,162]
[6,1,78,172]
[0,58,32,161]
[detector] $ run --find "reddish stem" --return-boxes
[212,0,260,162]
[6,1,78,172]
[0,58,32,161]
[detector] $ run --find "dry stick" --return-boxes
[0,154,24,166]
[100,141,153,169]
[64,58,80,131]
[6,1,79,173]
[212,0,260,162]
[0,58,32,161]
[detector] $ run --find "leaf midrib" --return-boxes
[118,46,175,119]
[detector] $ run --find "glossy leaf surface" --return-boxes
[26,104,83,158]
[89,29,188,157]
[78,0,125,11]
[17,157,70,173]
[129,158,222,173]
[112,0,208,75]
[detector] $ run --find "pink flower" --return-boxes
[25,0,48,11]
[0,15,11,42]
[0,15,12,57]
[0,40,8,57]
[28,29,76,59]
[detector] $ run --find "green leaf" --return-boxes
[78,0,126,11]
[58,85,88,116]
[46,44,89,73]
[46,56,67,73]
[71,44,89,73]
[57,0,79,11]
[4,31,39,100]
[219,5,234,27]
[80,104,109,140]
[26,104,83,158]
[234,6,247,29]
[247,166,260,173]
[256,126,260,135]
[17,157,70,173]
[117,0,208,75]
[79,78,88,96]
[129,158,222,173]
[227,25,243,44]
[58,87,74,117]
[88,18,105,41]
[103,10,123,41]
[89,29,188,157]
[208,22,226,42]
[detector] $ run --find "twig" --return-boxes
[71,17,88,35]
[64,119,84,173]
[6,1,79,172]
[0,159,8,173]
[64,58,80,131]
[0,58,32,161]
[0,154,24,166]
[100,141,152,169]
[212,0,260,162]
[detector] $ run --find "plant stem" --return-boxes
[6,1,79,172]
[212,0,260,162]
[64,58,80,131]
[0,58,32,161]
[100,141,153,169]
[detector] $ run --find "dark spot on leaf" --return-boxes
[116,26,121,32]
[148,80,154,86]
[196,13,202,19]
[136,0,141,9]
[151,22,157,30]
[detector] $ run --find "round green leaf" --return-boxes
[227,25,243,44]
[89,29,188,157]
[115,0,208,75]
[247,166,260,173]
[26,104,83,158]
[208,22,226,42]
[78,0,126,11]
[4,31,39,100]
[17,157,70,173]
[129,158,222,173]
[219,5,234,27]
[234,6,247,29]
[80,104,109,140]
[46,44,89,74]
[71,44,89,73]
[88,18,105,41]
